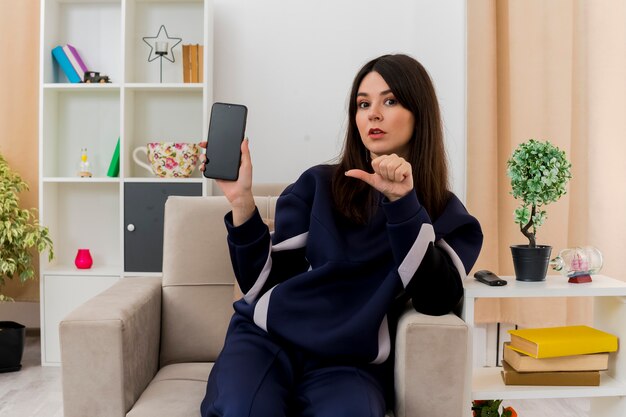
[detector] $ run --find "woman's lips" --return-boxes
[368,128,386,139]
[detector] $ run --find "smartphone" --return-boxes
[202,102,248,181]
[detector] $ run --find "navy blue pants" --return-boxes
[200,314,387,417]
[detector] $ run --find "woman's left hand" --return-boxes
[345,154,413,202]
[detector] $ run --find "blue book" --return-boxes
[51,46,81,83]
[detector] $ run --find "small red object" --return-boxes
[568,274,592,284]
[75,249,93,269]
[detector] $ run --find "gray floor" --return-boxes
[0,335,589,417]
[0,335,63,417]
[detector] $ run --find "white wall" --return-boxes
[213,0,467,200]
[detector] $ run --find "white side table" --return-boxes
[461,274,626,417]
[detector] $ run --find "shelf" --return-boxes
[40,0,212,366]
[43,177,121,183]
[42,0,122,84]
[463,275,626,416]
[472,367,626,400]
[124,83,203,91]
[124,88,204,178]
[464,275,626,299]
[125,0,205,83]
[44,83,202,91]
[42,265,120,277]
[48,0,120,4]
[41,88,120,178]
[124,177,205,183]
[42,84,202,95]
[41,182,121,271]
[43,83,122,91]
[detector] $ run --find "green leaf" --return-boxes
[514,206,530,225]
[481,408,499,417]
[532,210,547,227]
[0,153,54,299]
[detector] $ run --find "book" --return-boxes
[198,44,204,83]
[63,44,88,81]
[182,44,191,83]
[106,137,120,177]
[51,46,81,83]
[501,361,600,386]
[508,325,618,359]
[182,44,203,83]
[503,342,609,372]
[190,44,199,83]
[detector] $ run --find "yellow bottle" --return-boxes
[79,147,92,178]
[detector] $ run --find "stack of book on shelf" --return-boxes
[501,325,618,386]
[182,44,204,83]
[51,44,88,83]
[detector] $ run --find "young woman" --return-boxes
[199,54,483,417]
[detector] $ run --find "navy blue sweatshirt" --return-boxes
[226,165,482,365]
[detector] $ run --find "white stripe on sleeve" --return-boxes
[243,232,308,304]
[370,315,391,364]
[253,285,277,332]
[272,232,308,252]
[243,241,273,304]
[397,223,435,288]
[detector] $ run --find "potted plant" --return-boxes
[507,139,572,281]
[0,153,54,372]
[472,400,517,417]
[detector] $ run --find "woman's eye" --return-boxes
[357,101,369,109]
[384,98,397,106]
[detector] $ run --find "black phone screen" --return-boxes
[202,102,248,180]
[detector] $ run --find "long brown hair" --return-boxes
[331,54,450,224]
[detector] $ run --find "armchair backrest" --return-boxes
[159,196,275,366]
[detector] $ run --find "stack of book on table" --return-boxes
[501,325,618,386]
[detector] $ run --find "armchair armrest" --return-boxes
[394,307,469,417]
[60,277,162,417]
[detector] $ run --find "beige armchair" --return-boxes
[60,195,469,417]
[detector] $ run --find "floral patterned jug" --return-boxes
[132,142,200,178]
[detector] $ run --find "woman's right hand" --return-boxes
[345,153,413,202]
[199,139,256,226]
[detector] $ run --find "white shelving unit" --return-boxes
[462,275,626,417]
[38,0,213,366]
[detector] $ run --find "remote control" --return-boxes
[474,270,507,286]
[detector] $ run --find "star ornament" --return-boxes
[142,25,182,63]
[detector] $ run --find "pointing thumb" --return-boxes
[345,169,375,187]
